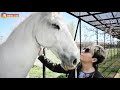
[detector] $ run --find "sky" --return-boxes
[0,12,119,44]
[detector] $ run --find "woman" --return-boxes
[38,45,105,78]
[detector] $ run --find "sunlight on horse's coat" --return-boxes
[0,12,79,78]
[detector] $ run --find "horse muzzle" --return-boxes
[61,60,77,71]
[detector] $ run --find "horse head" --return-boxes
[34,12,80,70]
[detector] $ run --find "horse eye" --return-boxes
[52,24,60,30]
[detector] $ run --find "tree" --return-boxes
[82,26,96,47]
[68,22,75,38]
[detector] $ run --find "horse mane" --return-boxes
[2,13,40,44]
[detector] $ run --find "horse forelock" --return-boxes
[51,12,60,17]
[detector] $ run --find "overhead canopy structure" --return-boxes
[68,12,120,39]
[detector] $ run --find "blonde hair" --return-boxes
[92,45,106,64]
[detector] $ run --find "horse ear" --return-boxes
[40,12,60,20]
[41,12,60,17]
[41,12,52,17]
[51,12,60,17]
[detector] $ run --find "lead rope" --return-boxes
[91,72,95,78]
[75,68,77,78]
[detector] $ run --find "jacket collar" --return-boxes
[76,63,97,78]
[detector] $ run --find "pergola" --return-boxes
[68,12,120,39]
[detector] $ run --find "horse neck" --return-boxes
[0,13,46,77]
[5,13,40,51]
[1,13,41,72]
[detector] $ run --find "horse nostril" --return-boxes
[73,59,77,65]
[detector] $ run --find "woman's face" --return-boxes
[80,47,94,63]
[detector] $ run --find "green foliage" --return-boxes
[29,65,65,78]
[29,65,43,78]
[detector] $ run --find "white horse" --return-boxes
[0,12,79,78]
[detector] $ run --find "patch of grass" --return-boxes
[57,74,67,78]
[29,65,66,78]
[118,68,120,73]
[29,65,43,78]
[111,69,118,72]
[107,72,116,78]
[45,68,63,78]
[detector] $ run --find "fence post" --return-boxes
[43,48,46,78]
